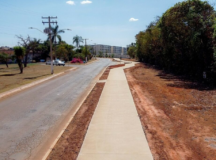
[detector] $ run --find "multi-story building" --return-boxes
[122,47,127,55]
[97,44,111,54]
[111,46,122,55]
[88,44,127,56]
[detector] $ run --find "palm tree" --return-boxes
[50,25,65,45]
[73,35,83,49]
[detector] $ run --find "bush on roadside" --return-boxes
[71,58,83,63]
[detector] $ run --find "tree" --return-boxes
[62,43,75,61]
[105,50,108,58]
[128,46,137,59]
[0,52,13,68]
[55,45,69,61]
[29,38,41,60]
[16,35,31,67]
[82,46,91,61]
[73,35,83,49]
[98,51,103,57]
[50,25,65,45]
[37,40,50,61]
[14,46,25,74]
[135,0,216,79]
[159,0,215,76]
[74,53,85,59]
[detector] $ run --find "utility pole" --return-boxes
[42,16,57,74]
[83,38,88,63]
[94,43,97,60]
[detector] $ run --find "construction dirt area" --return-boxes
[125,63,216,160]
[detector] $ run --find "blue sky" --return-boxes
[0,0,216,47]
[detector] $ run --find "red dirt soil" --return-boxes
[121,58,138,62]
[125,63,216,160]
[99,64,125,80]
[46,83,105,160]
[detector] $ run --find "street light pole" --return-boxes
[94,43,97,60]
[83,38,88,63]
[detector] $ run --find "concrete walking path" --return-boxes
[77,62,153,160]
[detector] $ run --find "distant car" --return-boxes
[40,59,45,62]
[46,60,65,66]
[46,60,53,65]
[54,60,65,66]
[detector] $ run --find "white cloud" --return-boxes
[81,0,92,4]
[129,18,139,22]
[66,1,75,5]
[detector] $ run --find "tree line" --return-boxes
[0,26,94,73]
[128,0,216,80]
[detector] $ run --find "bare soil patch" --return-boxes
[0,63,71,93]
[125,63,216,160]
[99,64,125,80]
[122,58,138,62]
[46,82,105,160]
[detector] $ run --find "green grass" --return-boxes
[0,63,72,93]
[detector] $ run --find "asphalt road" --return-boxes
[0,58,115,160]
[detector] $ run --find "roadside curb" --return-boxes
[0,67,76,100]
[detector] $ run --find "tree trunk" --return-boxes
[32,52,35,60]
[5,61,8,68]
[17,59,23,74]
[24,53,28,67]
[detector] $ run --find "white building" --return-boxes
[89,44,127,56]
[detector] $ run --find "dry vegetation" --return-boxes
[125,63,216,160]
[0,63,71,93]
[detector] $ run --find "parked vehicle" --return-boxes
[54,60,65,66]
[46,60,65,66]
[46,60,53,65]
